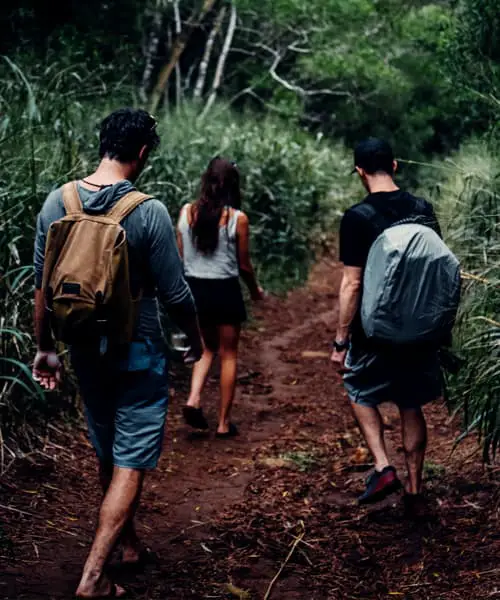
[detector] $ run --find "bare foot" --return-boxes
[216,423,239,437]
[76,575,126,598]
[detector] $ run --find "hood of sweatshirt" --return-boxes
[77,180,136,214]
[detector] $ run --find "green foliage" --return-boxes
[279,450,318,472]
[422,141,500,459]
[443,0,500,135]
[0,0,494,162]
[231,0,457,160]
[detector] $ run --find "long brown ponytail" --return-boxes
[192,157,241,254]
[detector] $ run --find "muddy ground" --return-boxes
[1,259,499,599]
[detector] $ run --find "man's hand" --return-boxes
[183,337,203,365]
[32,350,62,390]
[330,338,350,373]
[330,348,348,371]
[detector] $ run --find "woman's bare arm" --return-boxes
[176,228,184,259]
[236,212,262,300]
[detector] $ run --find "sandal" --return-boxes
[183,406,209,430]
[215,423,239,438]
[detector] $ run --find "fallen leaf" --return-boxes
[340,432,354,446]
[350,446,370,464]
[224,582,251,599]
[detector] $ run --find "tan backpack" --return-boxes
[41,181,151,350]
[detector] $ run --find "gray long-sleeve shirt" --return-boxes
[34,180,196,342]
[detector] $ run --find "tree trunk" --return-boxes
[200,2,237,119]
[140,4,163,103]
[173,0,182,106]
[164,25,173,108]
[193,5,226,100]
[150,0,218,114]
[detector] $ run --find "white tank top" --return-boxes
[179,204,241,279]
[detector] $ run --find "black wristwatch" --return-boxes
[333,339,350,352]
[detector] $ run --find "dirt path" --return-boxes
[1,260,499,599]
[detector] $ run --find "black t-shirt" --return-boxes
[339,189,441,345]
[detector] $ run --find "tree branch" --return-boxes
[255,42,352,98]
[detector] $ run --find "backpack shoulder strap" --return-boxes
[62,181,83,215]
[352,202,389,236]
[106,191,152,223]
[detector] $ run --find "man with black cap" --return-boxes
[331,138,443,514]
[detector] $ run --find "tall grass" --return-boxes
[0,60,123,461]
[422,140,500,460]
[0,59,356,453]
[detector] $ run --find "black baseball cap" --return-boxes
[351,138,395,175]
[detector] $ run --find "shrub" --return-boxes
[421,140,500,459]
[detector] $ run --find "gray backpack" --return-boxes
[358,204,461,345]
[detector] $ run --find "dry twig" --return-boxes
[263,521,305,600]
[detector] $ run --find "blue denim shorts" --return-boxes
[71,340,168,469]
[343,344,442,409]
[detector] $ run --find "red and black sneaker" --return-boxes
[358,466,403,505]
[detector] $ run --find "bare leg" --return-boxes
[186,349,214,408]
[119,480,143,563]
[76,467,144,598]
[98,463,142,563]
[217,324,240,434]
[351,403,390,471]
[400,407,427,495]
[186,326,217,409]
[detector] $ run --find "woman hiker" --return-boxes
[177,156,264,437]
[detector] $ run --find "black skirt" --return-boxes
[186,277,247,327]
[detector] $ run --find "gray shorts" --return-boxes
[343,344,442,409]
[71,340,169,470]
